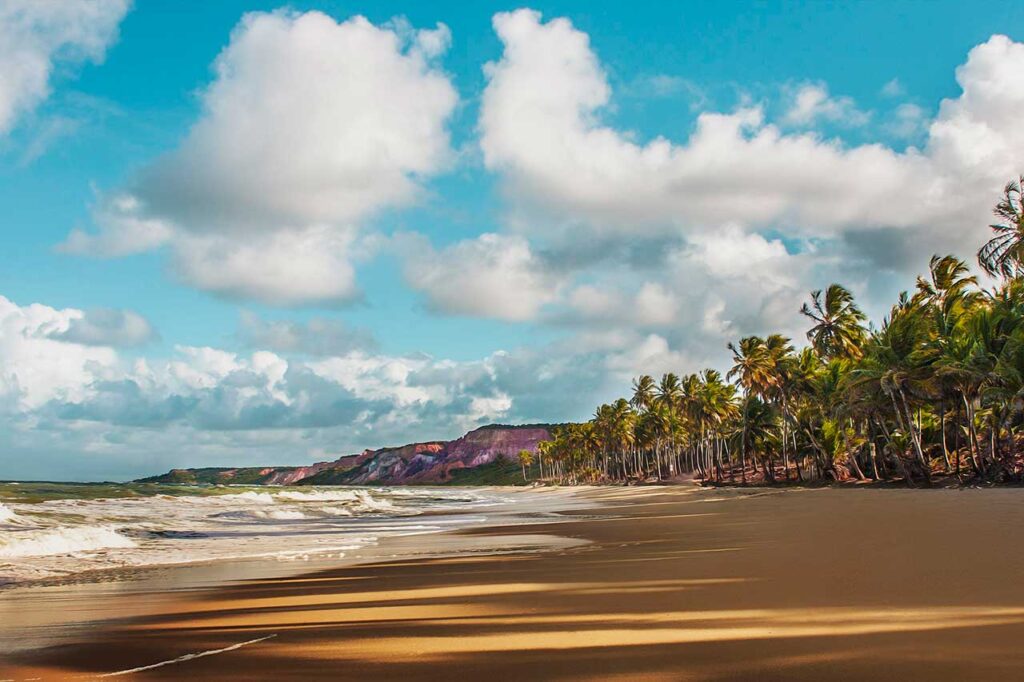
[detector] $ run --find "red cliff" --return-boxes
[296,425,552,485]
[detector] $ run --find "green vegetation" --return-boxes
[136,467,292,485]
[537,176,1024,487]
[439,458,530,486]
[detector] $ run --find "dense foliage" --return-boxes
[535,177,1024,486]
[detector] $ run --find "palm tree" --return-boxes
[536,175,1024,489]
[855,298,937,482]
[763,334,796,478]
[630,375,656,412]
[916,255,979,471]
[978,176,1024,279]
[517,449,533,482]
[656,373,682,408]
[728,336,772,483]
[800,284,867,360]
[741,396,780,482]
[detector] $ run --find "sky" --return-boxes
[2,0,1024,481]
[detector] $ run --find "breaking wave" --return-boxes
[0,485,512,586]
[0,525,135,558]
[0,502,18,523]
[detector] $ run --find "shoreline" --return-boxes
[0,487,592,658]
[7,486,1024,680]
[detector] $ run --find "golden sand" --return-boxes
[5,486,1024,680]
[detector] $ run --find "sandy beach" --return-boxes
[5,485,1024,680]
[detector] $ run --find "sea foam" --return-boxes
[0,525,135,558]
[0,502,18,523]
[0,485,513,586]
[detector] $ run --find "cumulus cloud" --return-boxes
[884,102,929,139]
[169,228,362,306]
[554,282,679,328]
[402,233,562,321]
[0,290,774,479]
[59,193,172,257]
[0,295,118,409]
[783,82,871,127]
[64,10,458,305]
[480,10,1024,262]
[0,293,621,477]
[46,307,157,347]
[237,312,377,356]
[0,0,130,135]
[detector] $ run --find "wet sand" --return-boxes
[4,486,1024,680]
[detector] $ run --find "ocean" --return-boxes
[0,482,525,587]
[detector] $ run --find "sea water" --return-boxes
[0,482,515,586]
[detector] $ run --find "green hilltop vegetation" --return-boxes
[530,176,1024,487]
[135,467,296,485]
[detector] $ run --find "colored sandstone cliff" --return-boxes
[136,424,553,486]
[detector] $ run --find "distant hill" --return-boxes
[135,424,556,486]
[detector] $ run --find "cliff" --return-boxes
[136,424,554,486]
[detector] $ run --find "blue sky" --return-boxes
[1,0,1023,480]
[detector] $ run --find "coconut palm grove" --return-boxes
[531,177,1024,487]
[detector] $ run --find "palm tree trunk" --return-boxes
[940,401,952,472]
[961,392,984,476]
[781,399,791,481]
[740,393,749,484]
[876,416,915,487]
[892,388,930,483]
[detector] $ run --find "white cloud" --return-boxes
[0,295,118,409]
[884,102,928,139]
[881,78,905,97]
[658,227,815,362]
[64,10,458,305]
[783,82,870,127]
[402,233,562,321]
[170,227,362,306]
[47,307,157,347]
[0,290,718,479]
[480,11,1024,262]
[559,282,679,328]
[0,0,130,135]
[60,193,173,257]
[237,312,376,356]
[0,293,609,466]
[603,333,693,381]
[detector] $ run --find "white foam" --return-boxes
[318,505,353,517]
[255,509,307,520]
[0,486,518,585]
[0,525,135,558]
[275,490,359,503]
[213,491,276,505]
[349,490,397,512]
[0,502,18,523]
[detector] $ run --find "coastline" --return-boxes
[6,485,1024,680]
[0,487,592,661]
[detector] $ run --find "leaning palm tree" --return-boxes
[978,176,1024,279]
[855,298,937,483]
[800,284,867,360]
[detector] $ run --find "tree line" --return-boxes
[523,176,1024,486]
